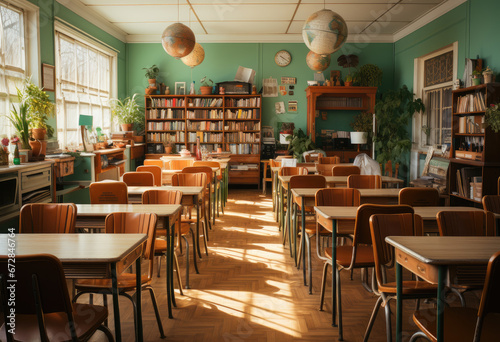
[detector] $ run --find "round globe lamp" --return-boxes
[161,23,196,58]
[302,9,348,55]
[181,43,205,68]
[306,51,331,72]
[350,132,367,152]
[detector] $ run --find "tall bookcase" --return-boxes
[144,94,262,186]
[449,83,500,206]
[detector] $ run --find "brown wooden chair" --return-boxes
[320,204,415,341]
[0,254,113,341]
[318,156,340,164]
[331,165,361,176]
[122,171,154,187]
[182,166,216,227]
[482,195,500,216]
[143,189,197,289]
[194,161,224,217]
[278,166,308,176]
[74,212,165,338]
[144,159,164,168]
[437,210,495,306]
[399,187,440,206]
[19,203,77,233]
[169,159,193,170]
[410,251,500,342]
[347,174,382,189]
[364,213,436,341]
[89,181,128,204]
[315,164,337,176]
[137,165,162,186]
[269,159,281,168]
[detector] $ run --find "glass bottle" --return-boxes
[13,144,20,165]
[190,81,195,95]
[195,137,202,160]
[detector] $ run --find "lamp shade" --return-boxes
[350,132,367,144]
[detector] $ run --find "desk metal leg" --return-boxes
[111,263,122,342]
[164,216,173,319]
[196,195,202,259]
[301,203,306,284]
[437,266,445,342]
[396,262,402,342]
[332,219,337,328]
[136,256,143,342]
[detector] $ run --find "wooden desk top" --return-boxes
[386,236,500,265]
[126,186,203,196]
[162,167,219,174]
[292,188,400,198]
[76,204,182,217]
[279,174,404,185]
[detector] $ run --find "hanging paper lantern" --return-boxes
[306,51,331,72]
[161,23,196,58]
[302,9,348,55]
[181,43,205,68]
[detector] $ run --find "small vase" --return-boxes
[472,77,481,86]
[484,73,494,84]
[165,86,170,95]
[121,123,133,132]
[13,144,20,165]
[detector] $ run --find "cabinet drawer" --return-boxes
[56,161,74,178]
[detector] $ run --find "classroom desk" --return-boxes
[76,204,182,319]
[0,233,147,342]
[386,236,500,342]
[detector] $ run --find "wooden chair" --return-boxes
[303,150,325,162]
[436,210,495,306]
[270,159,281,216]
[399,187,440,206]
[318,156,340,164]
[182,166,216,227]
[143,189,197,289]
[383,160,399,178]
[347,174,382,189]
[193,161,225,219]
[261,160,273,195]
[331,165,361,176]
[169,159,194,170]
[279,166,308,176]
[137,165,162,186]
[364,213,436,341]
[0,254,113,342]
[410,251,500,342]
[315,164,337,176]
[19,203,77,233]
[482,195,500,216]
[89,181,128,204]
[122,171,154,187]
[144,159,163,168]
[320,204,415,341]
[74,212,166,339]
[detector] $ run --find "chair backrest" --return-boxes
[171,172,207,187]
[498,176,500,195]
[302,150,326,163]
[181,166,213,183]
[137,165,162,186]
[369,213,423,288]
[482,195,500,214]
[289,175,326,189]
[193,161,220,169]
[270,159,281,168]
[122,171,155,186]
[144,159,163,169]
[477,251,500,319]
[347,174,382,189]
[169,159,194,170]
[318,156,340,164]
[89,181,128,204]
[437,210,495,237]
[399,187,440,206]
[142,189,183,205]
[19,203,77,234]
[315,164,337,176]
[315,188,361,206]
[279,166,308,176]
[331,165,361,176]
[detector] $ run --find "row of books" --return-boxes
[228,144,259,154]
[147,121,185,131]
[225,132,260,143]
[226,121,260,131]
[187,144,222,153]
[186,109,223,119]
[317,97,363,108]
[458,116,484,133]
[147,108,184,119]
[147,132,185,143]
[225,97,261,108]
[455,167,482,200]
[149,98,186,108]
[187,120,224,131]
[455,92,486,113]
[187,132,223,143]
[188,97,223,107]
[225,109,260,119]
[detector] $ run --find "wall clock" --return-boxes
[275,50,292,67]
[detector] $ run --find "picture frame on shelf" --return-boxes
[330,70,341,86]
[175,82,186,95]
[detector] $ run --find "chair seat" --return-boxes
[0,303,108,342]
[413,308,500,342]
[325,245,374,268]
[378,280,437,295]
[75,273,150,292]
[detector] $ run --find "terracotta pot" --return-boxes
[165,146,173,154]
[32,128,46,140]
[29,140,47,157]
[200,86,212,95]
[121,123,133,132]
[344,81,353,87]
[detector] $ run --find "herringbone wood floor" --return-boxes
[88,188,477,341]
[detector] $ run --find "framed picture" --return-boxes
[42,63,55,91]
[330,70,341,86]
[175,82,186,95]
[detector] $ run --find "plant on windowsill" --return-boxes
[7,102,31,150]
[200,76,213,95]
[485,103,500,133]
[111,93,144,132]
[285,128,315,162]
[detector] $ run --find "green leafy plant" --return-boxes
[374,85,425,165]
[358,64,383,87]
[17,78,55,134]
[350,112,373,144]
[7,103,31,149]
[345,70,359,84]
[200,76,213,87]
[483,66,494,75]
[485,103,500,133]
[472,70,482,78]
[285,128,315,162]
[111,94,144,125]
[143,65,160,79]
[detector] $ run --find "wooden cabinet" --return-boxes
[53,157,75,178]
[449,83,500,206]
[93,148,126,181]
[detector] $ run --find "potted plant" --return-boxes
[110,93,144,132]
[7,102,31,150]
[483,66,495,84]
[337,54,359,86]
[350,111,373,146]
[485,103,500,133]
[344,70,359,87]
[358,64,383,87]
[143,65,160,95]
[163,139,175,154]
[422,125,431,145]
[472,70,482,86]
[285,128,315,162]
[200,76,213,95]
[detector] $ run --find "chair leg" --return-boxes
[383,295,393,342]
[409,331,431,342]
[103,294,108,327]
[337,268,343,341]
[147,286,166,338]
[319,262,329,311]
[97,325,115,341]
[450,287,467,307]
[183,235,190,289]
[156,255,162,278]
[173,252,184,296]
[297,232,303,270]
[363,295,384,342]
[202,215,209,256]
[189,231,199,275]
[306,234,313,295]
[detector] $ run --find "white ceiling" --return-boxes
[61,0,466,43]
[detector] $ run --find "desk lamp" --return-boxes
[79,114,93,152]
[350,132,367,152]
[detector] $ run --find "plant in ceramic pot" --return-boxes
[200,76,213,95]
[285,128,315,162]
[337,54,359,86]
[350,111,373,145]
[485,103,500,133]
[143,65,160,95]
[472,70,482,86]
[483,66,495,84]
[110,93,144,132]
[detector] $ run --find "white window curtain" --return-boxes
[0,3,26,138]
[55,30,114,150]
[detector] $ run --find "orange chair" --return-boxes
[318,156,340,164]
[331,165,361,176]
[183,165,217,224]
[194,161,224,216]
[315,164,337,176]
[0,254,113,341]
[89,181,128,204]
[137,165,162,186]
[347,174,382,189]
[19,203,77,233]
[122,171,154,186]
[144,159,164,168]
[399,187,440,206]
[278,166,308,176]
[74,212,165,338]
[169,159,194,170]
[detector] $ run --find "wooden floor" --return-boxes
[89,188,477,342]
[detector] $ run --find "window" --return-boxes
[55,27,116,150]
[422,86,452,146]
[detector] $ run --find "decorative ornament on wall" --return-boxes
[181,43,205,68]
[302,9,348,55]
[306,51,331,72]
[162,22,196,58]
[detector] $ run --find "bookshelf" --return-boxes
[449,83,500,206]
[144,94,262,186]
